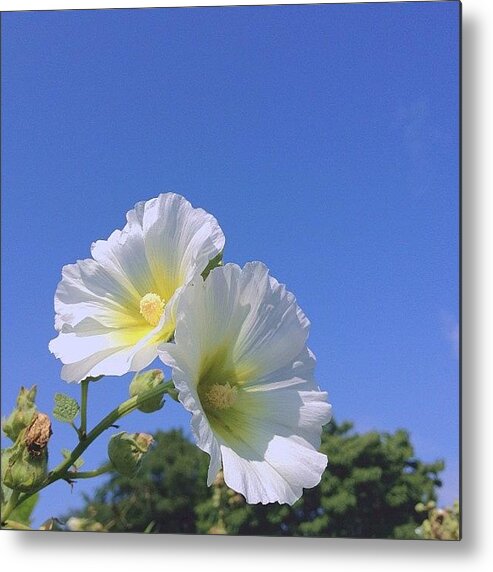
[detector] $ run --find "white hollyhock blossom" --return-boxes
[49,193,225,383]
[158,262,332,505]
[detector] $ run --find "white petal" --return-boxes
[193,413,222,486]
[221,434,327,505]
[60,346,134,383]
[54,257,141,331]
[91,228,156,301]
[51,307,176,382]
[57,340,161,383]
[159,262,309,386]
[238,385,332,449]
[90,194,224,303]
[160,349,223,483]
[140,193,225,298]
[240,346,317,391]
[158,264,246,379]
[233,261,310,381]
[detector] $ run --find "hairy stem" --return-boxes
[67,462,113,480]
[4,380,174,519]
[80,379,90,438]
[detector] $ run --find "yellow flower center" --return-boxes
[205,383,238,410]
[139,292,165,327]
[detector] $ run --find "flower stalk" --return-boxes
[67,462,113,480]
[2,379,174,523]
[80,379,89,438]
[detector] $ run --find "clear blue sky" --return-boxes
[1,2,459,527]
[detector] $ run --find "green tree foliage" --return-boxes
[197,421,444,538]
[68,421,444,538]
[70,429,210,533]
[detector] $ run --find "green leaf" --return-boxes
[9,493,39,527]
[201,251,223,280]
[53,393,80,423]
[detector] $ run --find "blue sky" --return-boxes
[1,2,459,527]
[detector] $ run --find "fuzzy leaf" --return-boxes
[53,393,79,423]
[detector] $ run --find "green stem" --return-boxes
[80,379,90,438]
[67,462,113,480]
[51,379,173,480]
[70,421,82,438]
[8,380,174,516]
[1,490,20,524]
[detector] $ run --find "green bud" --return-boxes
[1,448,14,504]
[108,432,154,477]
[3,447,48,493]
[3,412,51,493]
[129,369,165,413]
[2,386,37,442]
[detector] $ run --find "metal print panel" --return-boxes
[1,1,460,539]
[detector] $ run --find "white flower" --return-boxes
[49,193,225,383]
[158,262,332,505]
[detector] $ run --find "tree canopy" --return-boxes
[66,421,444,538]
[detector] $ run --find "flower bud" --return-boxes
[129,369,165,413]
[108,432,154,477]
[1,448,14,504]
[3,448,47,494]
[2,386,37,442]
[24,413,52,456]
[3,412,52,493]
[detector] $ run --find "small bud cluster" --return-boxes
[2,386,37,442]
[1,386,52,495]
[415,500,460,540]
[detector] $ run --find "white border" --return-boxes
[2,0,493,569]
